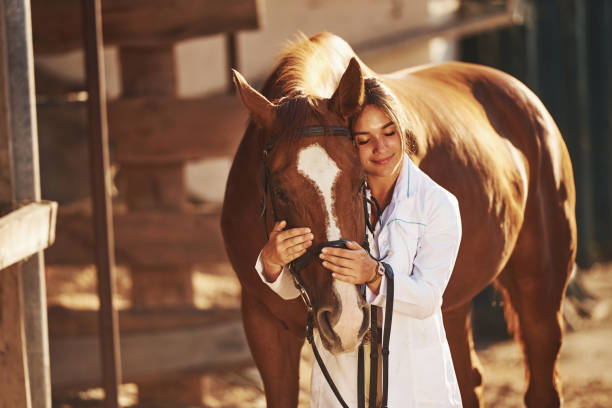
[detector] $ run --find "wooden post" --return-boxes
[0,4,31,406]
[81,0,122,406]
[0,266,32,408]
[118,44,202,403]
[1,0,52,406]
[226,32,238,94]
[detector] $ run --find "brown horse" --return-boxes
[221,32,577,407]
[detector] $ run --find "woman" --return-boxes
[256,78,463,407]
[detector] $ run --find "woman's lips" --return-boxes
[372,154,394,165]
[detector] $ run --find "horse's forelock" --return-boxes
[274,33,357,98]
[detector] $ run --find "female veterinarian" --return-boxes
[256,78,463,408]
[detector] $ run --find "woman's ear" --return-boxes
[232,69,275,129]
[329,58,364,119]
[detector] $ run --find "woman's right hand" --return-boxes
[261,220,313,282]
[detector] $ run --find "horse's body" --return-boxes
[222,33,576,407]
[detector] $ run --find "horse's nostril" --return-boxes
[316,306,339,344]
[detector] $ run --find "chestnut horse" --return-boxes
[221,33,576,407]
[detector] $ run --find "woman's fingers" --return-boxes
[319,253,353,268]
[321,247,358,260]
[281,233,314,251]
[271,220,287,232]
[331,273,358,284]
[345,240,362,250]
[277,227,311,242]
[321,260,352,274]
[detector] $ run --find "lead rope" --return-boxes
[361,188,394,408]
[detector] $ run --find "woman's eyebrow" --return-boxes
[382,121,395,129]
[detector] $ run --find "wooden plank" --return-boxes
[45,208,227,266]
[109,95,247,163]
[31,0,262,55]
[49,316,252,390]
[356,5,521,55]
[48,306,241,337]
[0,265,32,408]
[0,201,58,270]
[119,46,176,98]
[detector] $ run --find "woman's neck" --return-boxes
[369,177,395,208]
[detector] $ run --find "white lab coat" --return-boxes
[255,154,463,407]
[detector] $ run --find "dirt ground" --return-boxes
[48,262,612,407]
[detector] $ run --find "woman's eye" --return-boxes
[384,130,396,136]
[357,139,369,145]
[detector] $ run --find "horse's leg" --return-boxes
[242,292,304,408]
[496,210,575,407]
[443,302,484,407]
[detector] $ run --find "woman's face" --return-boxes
[352,105,403,180]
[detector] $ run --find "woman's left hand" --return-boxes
[319,241,378,284]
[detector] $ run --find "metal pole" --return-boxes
[81,0,121,406]
[3,0,51,406]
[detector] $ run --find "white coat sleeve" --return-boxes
[366,189,462,319]
[255,250,301,300]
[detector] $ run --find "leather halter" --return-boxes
[260,125,395,407]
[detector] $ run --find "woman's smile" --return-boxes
[371,153,395,166]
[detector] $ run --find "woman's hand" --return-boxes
[319,241,380,287]
[260,220,313,282]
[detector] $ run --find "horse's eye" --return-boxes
[275,188,290,204]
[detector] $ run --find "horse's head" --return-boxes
[234,58,369,353]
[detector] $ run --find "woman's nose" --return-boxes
[373,137,386,153]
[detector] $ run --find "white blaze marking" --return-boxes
[297,143,363,351]
[297,144,342,240]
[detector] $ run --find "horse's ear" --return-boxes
[329,58,364,119]
[232,69,275,129]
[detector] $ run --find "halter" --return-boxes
[260,125,395,408]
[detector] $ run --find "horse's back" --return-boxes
[379,61,575,306]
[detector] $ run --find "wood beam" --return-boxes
[31,0,262,55]
[109,95,247,163]
[0,265,32,408]
[0,202,58,270]
[49,315,251,390]
[45,208,227,266]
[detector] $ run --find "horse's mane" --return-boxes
[272,32,358,98]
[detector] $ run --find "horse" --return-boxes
[221,32,577,407]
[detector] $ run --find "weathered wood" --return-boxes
[122,163,186,210]
[110,95,247,163]
[82,0,123,404]
[49,316,251,390]
[119,46,176,98]
[31,0,262,54]
[131,265,196,308]
[47,306,241,337]
[0,265,32,408]
[45,209,227,266]
[356,4,521,55]
[0,201,57,270]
